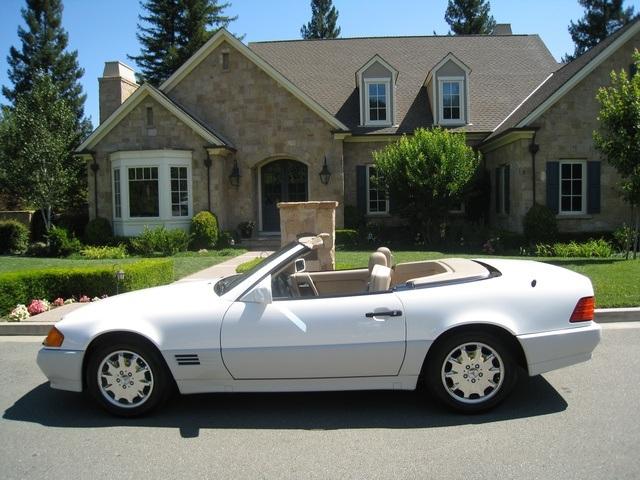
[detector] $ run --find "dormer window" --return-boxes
[439,77,464,123]
[365,79,390,125]
[356,55,398,127]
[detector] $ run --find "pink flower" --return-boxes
[79,295,91,303]
[27,299,50,316]
[53,298,65,307]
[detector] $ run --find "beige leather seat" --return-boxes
[368,251,387,272]
[376,247,394,268]
[369,264,392,292]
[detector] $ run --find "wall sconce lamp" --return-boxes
[319,156,331,185]
[229,158,240,187]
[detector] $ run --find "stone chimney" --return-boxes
[492,24,512,35]
[98,61,138,124]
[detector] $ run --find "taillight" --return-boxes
[570,296,595,322]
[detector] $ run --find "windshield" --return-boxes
[214,241,302,295]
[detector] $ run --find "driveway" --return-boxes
[1,324,639,479]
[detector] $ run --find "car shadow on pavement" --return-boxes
[3,375,567,437]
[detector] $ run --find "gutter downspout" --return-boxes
[528,130,539,205]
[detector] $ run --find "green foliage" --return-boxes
[301,0,341,39]
[344,205,365,229]
[236,257,262,273]
[523,203,558,244]
[373,127,478,243]
[190,211,219,249]
[217,230,235,248]
[0,75,83,230]
[445,0,496,35]
[84,217,113,245]
[335,229,359,247]
[130,226,190,256]
[0,220,29,254]
[80,245,128,260]
[129,0,239,86]
[47,226,82,257]
[26,241,48,257]
[564,0,634,61]
[463,167,491,223]
[0,259,173,315]
[535,239,614,258]
[613,223,634,251]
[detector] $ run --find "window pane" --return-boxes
[561,164,571,177]
[450,82,460,95]
[170,165,189,217]
[572,196,582,211]
[129,175,159,217]
[572,164,582,177]
[572,179,581,194]
[561,196,571,211]
[561,180,571,195]
[378,108,386,121]
[450,107,460,118]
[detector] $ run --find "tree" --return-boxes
[564,0,635,61]
[373,127,478,243]
[593,50,640,258]
[2,0,89,131]
[129,0,238,86]
[300,0,341,39]
[444,0,496,35]
[0,75,78,231]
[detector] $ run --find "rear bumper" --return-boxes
[517,322,601,376]
[37,348,84,392]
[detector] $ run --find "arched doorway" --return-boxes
[260,159,308,232]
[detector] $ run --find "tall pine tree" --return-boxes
[3,0,89,131]
[444,0,496,35]
[129,0,238,86]
[300,0,341,39]
[564,0,635,61]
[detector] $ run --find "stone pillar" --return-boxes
[99,61,138,124]
[278,201,338,271]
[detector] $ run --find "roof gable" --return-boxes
[76,84,230,152]
[426,52,471,84]
[160,29,348,131]
[355,54,399,86]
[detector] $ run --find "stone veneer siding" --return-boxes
[484,32,639,233]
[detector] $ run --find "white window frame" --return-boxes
[113,168,121,219]
[366,164,389,215]
[558,160,587,215]
[111,150,193,236]
[364,78,392,126]
[438,76,465,125]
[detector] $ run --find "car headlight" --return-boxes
[43,326,64,347]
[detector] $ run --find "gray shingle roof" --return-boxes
[489,18,640,139]
[249,34,559,135]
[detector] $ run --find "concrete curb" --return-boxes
[1,308,638,336]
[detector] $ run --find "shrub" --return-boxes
[190,211,219,249]
[236,257,262,273]
[523,203,558,244]
[217,230,235,248]
[0,259,173,314]
[534,239,614,258]
[47,226,82,257]
[335,229,359,247]
[613,224,634,252]
[27,299,50,315]
[84,217,113,245]
[8,304,29,322]
[26,242,48,257]
[80,244,128,259]
[0,220,29,254]
[131,226,190,256]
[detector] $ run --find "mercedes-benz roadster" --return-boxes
[37,235,601,416]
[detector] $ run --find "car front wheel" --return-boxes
[86,340,170,417]
[424,331,519,413]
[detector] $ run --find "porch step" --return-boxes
[239,236,282,250]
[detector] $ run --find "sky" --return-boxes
[1,0,639,128]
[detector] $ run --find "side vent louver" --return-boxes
[175,354,200,366]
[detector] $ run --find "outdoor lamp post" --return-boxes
[116,270,125,295]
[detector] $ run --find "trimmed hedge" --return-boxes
[335,229,359,247]
[0,220,29,254]
[0,259,173,314]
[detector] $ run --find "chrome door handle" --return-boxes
[365,310,402,318]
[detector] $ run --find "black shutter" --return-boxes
[587,161,601,214]
[495,167,500,213]
[504,165,511,214]
[356,165,367,215]
[546,161,559,214]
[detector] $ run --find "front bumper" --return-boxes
[517,322,601,376]
[37,348,84,392]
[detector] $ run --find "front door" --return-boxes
[220,293,407,379]
[261,160,308,232]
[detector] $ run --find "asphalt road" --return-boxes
[1,325,639,480]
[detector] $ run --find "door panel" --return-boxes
[261,160,308,232]
[221,293,406,379]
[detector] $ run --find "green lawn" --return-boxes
[335,250,640,308]
[0,248,246,282]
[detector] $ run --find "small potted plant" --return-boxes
[238,221,255,239]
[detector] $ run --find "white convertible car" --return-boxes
[37,235,601,416]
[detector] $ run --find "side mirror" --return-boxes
[294,258,306,273]
[242,275,273,304]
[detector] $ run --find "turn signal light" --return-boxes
[43,326,64,347]
[570,296,595,322]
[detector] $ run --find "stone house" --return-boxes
[76,20,640,237]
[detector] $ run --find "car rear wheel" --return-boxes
[424,331,519,413]
[86,340,170,417]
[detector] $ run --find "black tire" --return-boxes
[424,330,519,413]
[86,340,171,417]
